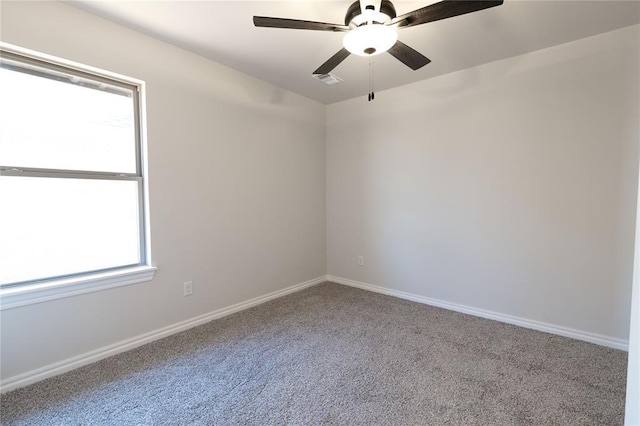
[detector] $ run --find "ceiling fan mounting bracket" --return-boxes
[345,0,397,28]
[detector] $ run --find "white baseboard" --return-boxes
[327,275,629,351]
[3,274,627,393]
[0,276,326,393]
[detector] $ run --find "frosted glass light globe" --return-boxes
[343,24,398,57]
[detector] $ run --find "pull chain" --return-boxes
[368,60,375,102]
[368,61,371,102]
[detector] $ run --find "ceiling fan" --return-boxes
[253,0,504,75]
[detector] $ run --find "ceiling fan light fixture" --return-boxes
[343,24,398,57]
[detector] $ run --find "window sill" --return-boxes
[0,266,157,310]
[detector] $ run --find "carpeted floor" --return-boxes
[0,282,628,425]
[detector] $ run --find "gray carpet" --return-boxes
[0,282,628,425]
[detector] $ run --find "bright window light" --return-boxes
[0,68,136,173]
[0,49,149,287]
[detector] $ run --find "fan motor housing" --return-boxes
[344,0,397,27]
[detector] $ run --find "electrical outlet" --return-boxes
[358,256,364,266]
[183,281,193,296]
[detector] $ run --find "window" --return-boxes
[0,45,155,308]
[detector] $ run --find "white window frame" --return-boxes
[0,43,155,310]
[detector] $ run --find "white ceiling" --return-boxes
[67,1,640,105]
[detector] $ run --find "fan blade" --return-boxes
[391,0,503,29]
[313,48,351,75]
[387,41,431,70]
[253,16,348,32]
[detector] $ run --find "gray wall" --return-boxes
[0,1,327,381]
[327,25,639,342]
